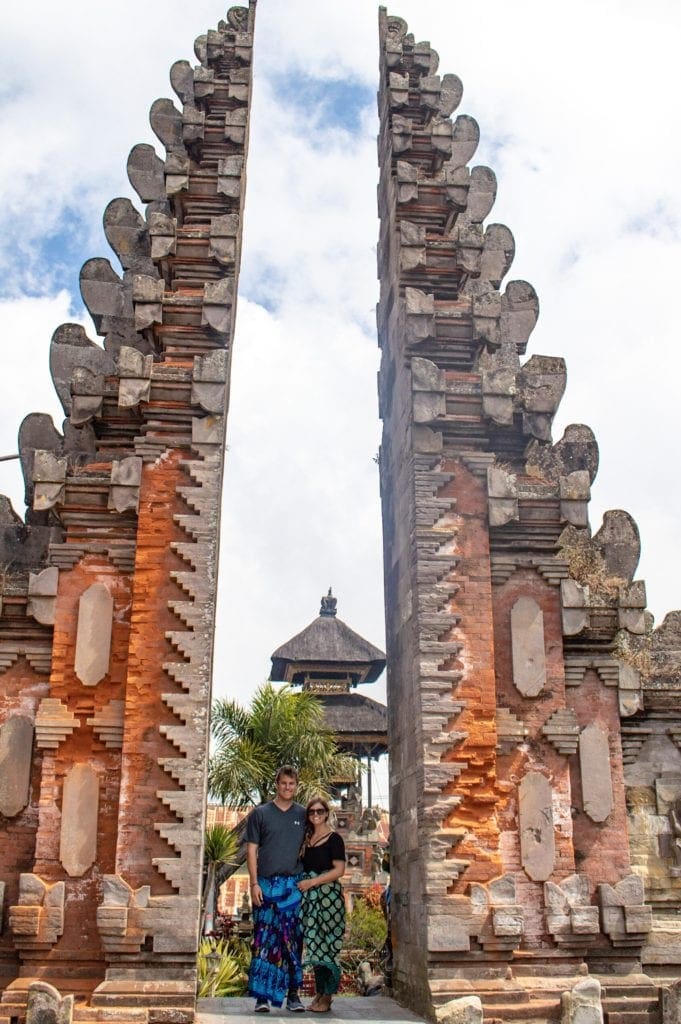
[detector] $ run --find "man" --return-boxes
[246,765,306,1014]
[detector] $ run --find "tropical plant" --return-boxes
[344,896,387,954]
[196,935,250,998]
[201,823,239,936]
[208,682,358,808]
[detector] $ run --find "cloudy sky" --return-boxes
[1,1,679,806]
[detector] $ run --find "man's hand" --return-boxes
[251,882,263,907]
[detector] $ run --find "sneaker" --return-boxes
[286,994,305,1012]
[255,1000,270,1014]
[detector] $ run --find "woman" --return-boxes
[297,797,346,1013]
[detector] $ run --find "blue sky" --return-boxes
[0,0,680,806]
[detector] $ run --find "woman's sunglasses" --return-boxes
[309,808,326,815]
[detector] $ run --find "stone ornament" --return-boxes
[511,596,547,697]
[60,764,99,878]
[560,977,603,1024]
[9,874,65,949]
[0,716,34,818]
[542,708,580,757]
[74,584,114,687]
[34,699,79,750]
[87,701,125,750]
[519,771,555,881]
[545,874,600,945]
[598,874,652,946]
[579,723,614,823]
[26,980,74,1024]
[26,566,59,626]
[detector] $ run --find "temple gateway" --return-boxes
[1,5,680,1024]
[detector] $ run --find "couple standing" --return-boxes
[246,765,346,1014]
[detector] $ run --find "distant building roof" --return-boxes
[270,590,386,687]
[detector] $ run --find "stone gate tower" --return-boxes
[0,6,255,1023]
[377,6,681,1020]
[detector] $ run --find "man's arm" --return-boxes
[247,841,263,907]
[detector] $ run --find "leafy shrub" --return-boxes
[344,896,387,954]
[196,936,250,998]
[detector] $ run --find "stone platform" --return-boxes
[197,996,427,1022]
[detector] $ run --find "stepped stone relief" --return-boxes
[376,4,681,1018]
[0,5,255,1023]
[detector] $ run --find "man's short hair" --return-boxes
[275,764,299,782]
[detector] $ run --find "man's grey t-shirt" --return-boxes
[246,800,305,878]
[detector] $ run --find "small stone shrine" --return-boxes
[376,5,681,1020]
[0,6,255,1024]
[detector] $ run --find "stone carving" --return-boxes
[59,764,99,877]
[117,346,153,408]
[0,715,34,818]
[108,456,143,514]
[561,578,589,636]
[26,981,74,1024]
[599,874,652,946]
[496,707,527,753]
[191,350,229,413]
[27,566,59,625]
[545,874,600,946]
[561,977,603,1024]
[32,450,67,511]
[34,698,79,749]
[511,596,547,697]
[9,874,65,949]
[519,772,555,881]
[74,583,114,686]
[662,980,681,1024]
[96,874,200,956]
[579,723,613,823]
[542,708,580,756]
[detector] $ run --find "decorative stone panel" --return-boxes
[598,874,652,947]
[511,596,546,697]
[34,698,79,749]
[0,715,34,817]
[74,583,113,686]
[9,874,65,949]
[542,708,580,756]
[87,700,124,749]
[32,451,67,511]
[544,873,600,946]
[27,565,59,625]
[519,771,555,881]
[60,764,99,877]
[109,456,143,513]
[579,723,614,823]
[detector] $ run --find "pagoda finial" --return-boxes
[320,588,337,617]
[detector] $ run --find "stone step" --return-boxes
[605,1012,659,1024]
[481,1000,561,1023]
[603,997,660,1013]
[602,985,659,1001]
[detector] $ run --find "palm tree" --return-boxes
[208,682,358,808]
[202,823,239,935]
[206,683,359,889]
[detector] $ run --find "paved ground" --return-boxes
[197,996,428,1022]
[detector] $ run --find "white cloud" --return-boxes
[1,1,680,784]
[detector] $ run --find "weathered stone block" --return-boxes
[561,977,603,1024]
[26,981,74,1024]
[519,771,555,881]
[0,714,34,817]
[436,995,483,1024]
[579,723,614,823]
[75,583,114,686]
[511,596,547,697]
[60,764,99,877]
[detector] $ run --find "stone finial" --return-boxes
[26,981,74,1024]
[320,588,337,617]
[561,977,603,1024]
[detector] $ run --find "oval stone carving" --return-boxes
[75,583,113,686]
[0,715,34,817]
[511,596,547,697]
[60,764,99,877]
[579,723,614,823]
[519,771,555,881]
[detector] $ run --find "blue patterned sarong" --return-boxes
[248,874,303,1007]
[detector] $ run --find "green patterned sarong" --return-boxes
[301,872,346,995]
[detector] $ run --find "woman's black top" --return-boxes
[302,831,346,874]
